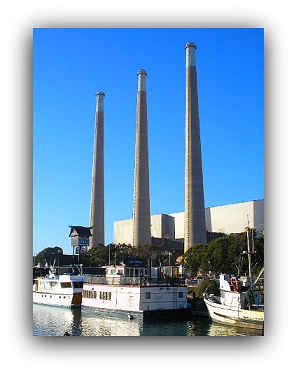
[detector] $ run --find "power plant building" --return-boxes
[113,200,264,246]
[88,43,263,252]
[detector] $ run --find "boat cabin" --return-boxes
[219,274,263,310]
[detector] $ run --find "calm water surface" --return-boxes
[33,304,262,336]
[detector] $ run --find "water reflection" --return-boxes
[81,308,142,336]
[208,322,263,336]
[33,304,82,336]
[33,304,262,336]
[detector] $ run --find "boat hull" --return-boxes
[82,283,189,319]
[204,297,264,330]
[33,291,82,308]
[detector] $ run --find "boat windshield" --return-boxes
[73,282,83,288]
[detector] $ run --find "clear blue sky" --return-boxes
[33,28,264,255]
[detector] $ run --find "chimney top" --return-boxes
[137,69,147,91]
[95,92,105,112]
[137,69,147,76]
[185,42,196,49]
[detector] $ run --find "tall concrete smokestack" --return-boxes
[132,69,151,247]
[184,42,207,252]
[89,92,105,248]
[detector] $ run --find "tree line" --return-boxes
[34,230,264,278]
[182,232,264,278]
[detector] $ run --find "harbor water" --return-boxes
[33,304,262,336]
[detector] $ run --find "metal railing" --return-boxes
[83,275,185,286]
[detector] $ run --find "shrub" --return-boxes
[187,279,219,299]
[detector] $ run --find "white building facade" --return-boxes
[113,200,264,245]
[205,199,264,235]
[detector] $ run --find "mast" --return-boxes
[245,226,252,281]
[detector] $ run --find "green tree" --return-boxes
[182,244,204,277]
[182,231,264,278]
[85,243,181,268]
[85,245,110,266]
[251,233,264,276]
[34,246,63,266]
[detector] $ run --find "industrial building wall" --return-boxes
[253,199,264,232]
[162,214,175,239]
[169,212,185,240]
[150,214,163,238]
[114,214,175,245]
[114,200,264,245]
[114,219,133,245]
[151,214,174,239]
[204,200,264,234]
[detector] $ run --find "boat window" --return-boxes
[73,282,83,288]
[83,290,97,299]
[60,282,72,288]
[99,291,112,300]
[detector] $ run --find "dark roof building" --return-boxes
[69,226,92,238]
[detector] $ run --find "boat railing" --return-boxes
[84,276,107,284]
[83,275,142,285]
[83,275,185,286]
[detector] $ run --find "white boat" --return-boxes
[203,273,264,330]
[203,227,264,331]
[82,261,189,319]
[33,265,84,308]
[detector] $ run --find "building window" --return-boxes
[145,292,150,299]
[179,292,183,298]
